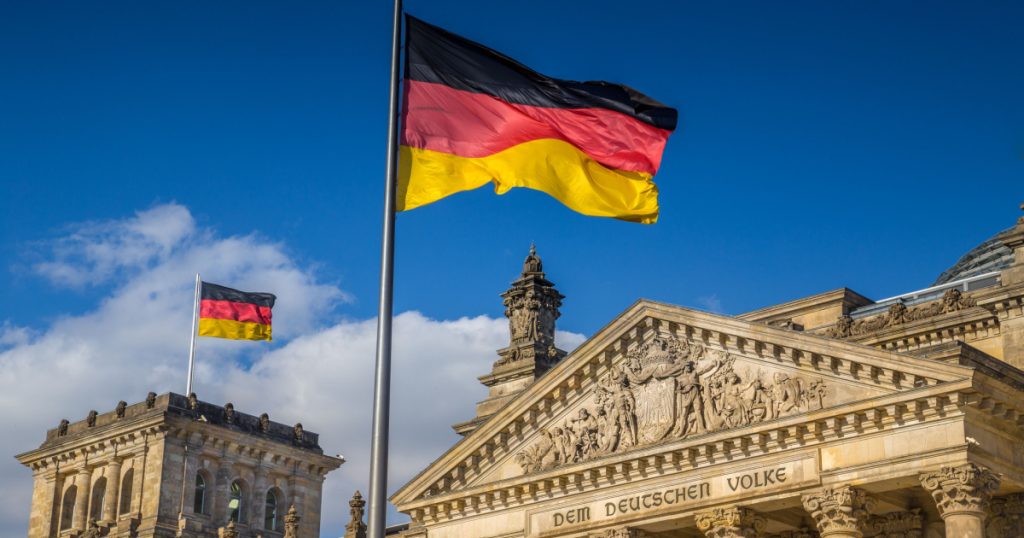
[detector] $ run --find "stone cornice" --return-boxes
[165,417,343,478]
[15,417,167,471]
[739,288,873,323]
[391,300,977,508]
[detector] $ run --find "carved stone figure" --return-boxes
[826,289,978,339]
[86,410,98,427]
[345,491,367,538]
[219,520,239,538]
[57,419,69,437]
[187,393,199,411]
[145,392,157,409]
[283,505,300,538]
[115,401,127,418]
[293,423,304,443]
[516,335,830,473]
[259,413,271,433]
[224,403,235,424]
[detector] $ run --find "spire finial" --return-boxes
[522,244,543,275]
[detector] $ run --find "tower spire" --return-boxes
[452,245,567,435]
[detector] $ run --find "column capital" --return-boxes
[919,463,1000,517]
[589,527,653,538]
[801,486,876,537]
[696,506,767,538]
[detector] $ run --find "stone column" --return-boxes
[802,486,876,538]
[919,463,1000,538]
[73,466,92,531]
[695,507,766,538]
[102,459,122,523]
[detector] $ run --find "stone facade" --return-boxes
[392,208,1024,537]
[16,393,342,538]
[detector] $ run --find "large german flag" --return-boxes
[399,16,678,224]
[198,283,276,341]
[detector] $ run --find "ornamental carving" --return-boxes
[86,410,98,427]
[863,509,923,538]
[515,336,829,473]
[345,491,367,538]
[259,413,271,433]
[589,528,653,538]
[696,507,766,538]
[145,392,157,409]
[802,486,876,536]
[499,246,563,362]
[283,505,300,538]
[57,419,69,437]
[115,401,127,418]
[919,463,1000,516]
[987,493,1024,538]
[224,403,235,423]
[825,289,977,338]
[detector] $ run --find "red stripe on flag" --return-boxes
[401,80,671,175]
[200,299,272,325]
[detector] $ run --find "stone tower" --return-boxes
[453,246,566,435]
[15,392,343,538]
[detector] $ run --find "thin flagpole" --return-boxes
[186,273,200,395]
[367,0,403,535]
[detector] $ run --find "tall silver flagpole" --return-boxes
[367,0,403,535]
[186,273,200,395]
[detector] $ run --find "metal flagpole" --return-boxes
[367,0,403,535]
[186,273,201,395]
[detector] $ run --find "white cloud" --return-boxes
[696,293,724,314]
[0,204,585,536]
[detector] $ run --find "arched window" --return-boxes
[264,489,280,531]
[118,469,134,516]
[89,477,107,522]
[59,485,77,531]
[227,480,244,523]
[192,473,206,514]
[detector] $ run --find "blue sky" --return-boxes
[0,1,1022,534]
[2,0,1021,332]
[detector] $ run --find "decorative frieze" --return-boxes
[919,463,1000,516]
[516,336,828,473]
[824,289,978,339]
[863,509,923,538]
[801,486,876,537]
[696,506,766,537]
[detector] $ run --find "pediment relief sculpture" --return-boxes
[515,336,829,473]
[825,289,977,339]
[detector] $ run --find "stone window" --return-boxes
[193,472,206,514]
[59,485,77,531]
[89,477,106,522]
[118,469,134,516]
[264,488,281,531]
[228,480,245,523]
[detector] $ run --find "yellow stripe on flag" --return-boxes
[198,318,272,341]
[397,138,660,224]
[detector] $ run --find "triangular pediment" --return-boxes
[392,300,976,509]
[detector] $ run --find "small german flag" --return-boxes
[399,16,678,224]
[198,282,276,341]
